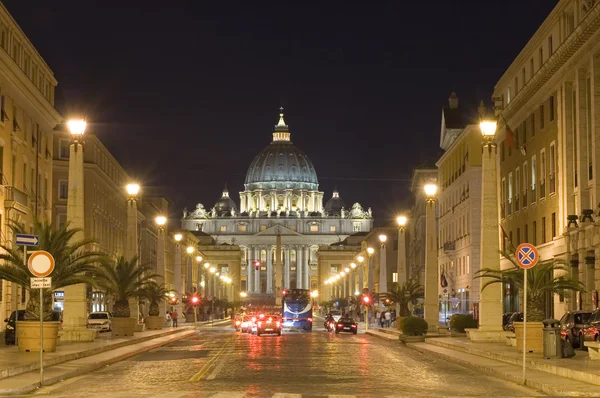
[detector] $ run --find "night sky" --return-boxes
[5,0,557,226]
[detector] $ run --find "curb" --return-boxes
[0,329,196,396]
[0,327,192,380]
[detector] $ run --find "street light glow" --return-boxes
[67,119,86,136]
[204,262,210,269]
[340,271,346,277]
[335,274,341,280]
[344,267,350,273]
[379,234,387,243]
[397,215,407,227]
[480,120,497,137]
[186,246,194,254]
[310,290,318,298]
[126,183,140,196]
[424,183,438,197]
[350,262,356,268]
[155,216,167,226]
[174,233,183,242]
[240,291,248,298]
[209,267,216,273]
[357,255,364,263]
[196,255,202,262]
[367,247,374,255]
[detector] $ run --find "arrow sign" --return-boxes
[16,234,39,247]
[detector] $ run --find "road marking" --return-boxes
[206,340,235,380]
[189,334,238,382]
[207,393,246,398]
[272,394,303,398]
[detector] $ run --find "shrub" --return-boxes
[399,316,428,336]
[449,314,477,332]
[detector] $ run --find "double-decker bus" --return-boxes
[281,288,312,332]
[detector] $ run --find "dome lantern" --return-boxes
[273,107,291,142]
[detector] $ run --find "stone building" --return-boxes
[494,0,600,316]
[181,111,374,299]
[436,93,483,317]
[0,3,61,325]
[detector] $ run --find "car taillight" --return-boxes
[587,327,598,335]
[337,323,343,328]
[351,324,357,328]
[252,317,256,322]
[276,321,280,327]
[282,317,287,321]
[235,321,241,326]
[258,322,262,327]
[308,318,313,322]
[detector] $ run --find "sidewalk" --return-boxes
[364,327,600,396]
[0,320,231,396]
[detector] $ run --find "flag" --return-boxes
[502,115,517,149]
[499,223,514,252]
[440,270,448,288]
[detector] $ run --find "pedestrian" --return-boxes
[379,311,385,328]
[172,310,179,327]
[165,311,172,327]
[385,310,391,327]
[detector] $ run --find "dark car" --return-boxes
[4,310,62,345]
[335,316,358,334]
[580,308,600,349]
[502,312,515,331]
[559,310,592,348]
[256,316,281,336]
[506,312,523,333]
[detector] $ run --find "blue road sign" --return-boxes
[516,243,538,269]
[16,234,39,247]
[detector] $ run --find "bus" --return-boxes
[281,288,312,332]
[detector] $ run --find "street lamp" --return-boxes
[379,234,387,243]
[187,246,194,255]
[350,262,356,269]
[423,182,438,333]
[173,233,184,317]
[366,247,375,293]
[67,119,86,141]
[378,234,388,296]
[154,215,167,318]
[174,233,183,242]
[196,255,202,262]
[240,291,248,298]
[126,183,140,198]
[155,216,167,226]
[396,214,409,315]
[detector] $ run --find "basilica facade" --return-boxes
[181,112,373,298]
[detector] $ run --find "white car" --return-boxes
[86,312,112,331]
[330,310,343,322]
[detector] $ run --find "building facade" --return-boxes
[436,94,483,317]
[181,112,373,299]
[0,3,61,325]
[494,0,600,316]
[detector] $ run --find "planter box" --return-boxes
[144,316,163,330]
[111,317,136,337]
[514,321,544,353]
[16,321,60,352]
[400,335,426,344]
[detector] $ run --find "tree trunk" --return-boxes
[527,294,546,322]
[113,299,131,318]
[148,301,159,316]
[25,289,54,321]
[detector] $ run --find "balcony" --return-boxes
[4,186,30,214]
[443,241,455,253]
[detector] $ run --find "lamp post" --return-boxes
[366,247,375,294]
[472,119,504,340]
[195,255,203,293]
[357,255,365,293]
[126,184,141,323]
[173,233,183,316]
[186,246,194,294]
[379,234,388,297]
[62,119,94,340]
[396,215,408,316]
[155,216,167,318]
[424,183,439,333]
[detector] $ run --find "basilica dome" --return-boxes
[213,187,238,216]
[324,189,345,215]
[244,112,319,191]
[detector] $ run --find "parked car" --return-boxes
[559,310,592,348]
[579,308,600,349]
[502,312,515,331]
[4,310,62,345]
[86,311,112,332]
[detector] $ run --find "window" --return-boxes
[533,221,537,245]
[21,286,26,304]
[549,96,555,121]
[542,217,547,244]
[507,87,511,104]
[353,223,361,232]
[515,77,519,94]
[330,225,336,232]
[551,212,556,238]
[59,181,69,199]
[508,172,513,215]
[548,35,553,55]
[540,104,545,130]
[260,225,267,231]
[392,272,398,283]
[517,228,521,245]
[540,149,546,198]
[0,146,4,184]
[238,224,247,232]
[522,162,528,208]
[220,225,227,232]
[586,76,593,181]
[59,139,69,159]
[549,142,556,194]
[531,113,536,137]
[531,155,537,201]
[310,224,319,232]
[57,214,67,230]
[501,177,506,218]
[515,167,520,207]
[22,162,27,191]
[0,95,6,122]
[522,68,526,87]
[530,58,534,79]
[525,224,529,243]
[539,47,544,67]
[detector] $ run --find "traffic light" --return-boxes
[254,261,261,270]
[282,289,288,296]
[191,295,200,305]
[362,295,370,305]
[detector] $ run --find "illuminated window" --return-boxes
[260,225,267,231]
[238,224,247,232]
[310,224,319,232]
[353,223,361,232]
[220,225,227,232]
[392,272,398,283]
[330,225,336,232]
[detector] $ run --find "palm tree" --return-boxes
[386,278,424,317]
[476,251,584,321]
[94,255,158,318]
[140,282,169,316]
[0,220,106,321]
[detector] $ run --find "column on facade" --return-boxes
[350,271,355,296]
[267,245,273,293]
[317,193,323,212]
[309,192,315,212]
[304,246,310,289]
[255,246,261,293]
[299,191,305,211]
[424,199,439,333]
[296,245,303,289]
[247,192,253,212]
[247,246,254,293]
[358,263,364,292]
[271,190,277,211]
[379,243,387,294]
[368,255,374,293]
[575,68,592,210]
[284,246,290,288]
[174,244,182,314]
[239,192,246,213]
[186,255,193,293]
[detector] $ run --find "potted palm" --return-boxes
[387,278,424,319]
[141,282,168,330]
[477,252,584,353]
[94,255,157,337]
[0,221,105,352]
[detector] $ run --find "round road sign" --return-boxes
[28,250,55,277]
[516,243,539,269]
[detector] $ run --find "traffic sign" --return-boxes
[516,243,539,269]
[30,277,51,289]
[28,251,55,277]
[16,234,39,246]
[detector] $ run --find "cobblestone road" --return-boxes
[32,325,541,397]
